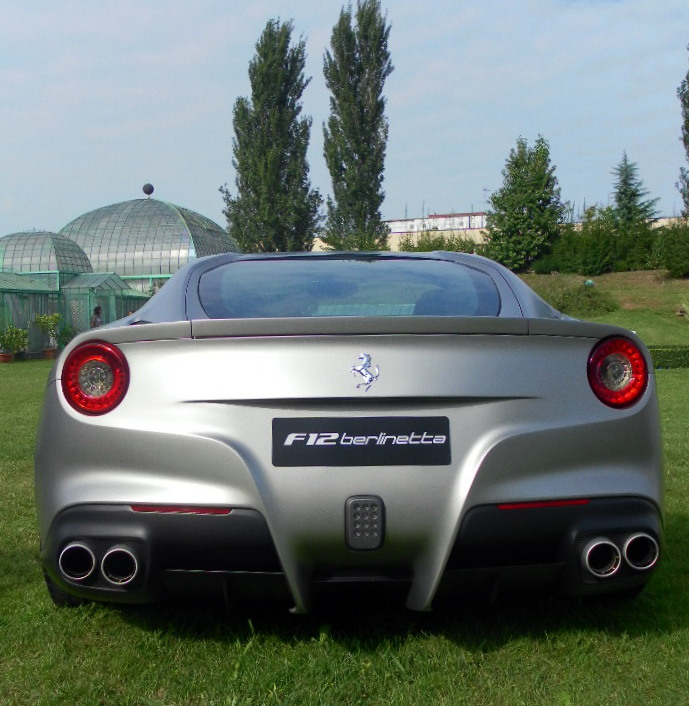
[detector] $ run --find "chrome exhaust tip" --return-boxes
[58,542,96,582]
[582,537,622,578]
[101,547,139,586]
[623,532,659,571]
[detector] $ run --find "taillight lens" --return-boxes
[587,337,648,408]
[61,341,129,415]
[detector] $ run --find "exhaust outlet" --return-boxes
[623,533,659,571]
[101,547,139,586]
[59,542,96,582]
[582,537,621,578]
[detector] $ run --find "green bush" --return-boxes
[533,207,661,276]
[661,219,689,278]
[648,345,689,368]
[0,325,29,354]
[397,231,478,253]
[34,312,62,347]
[532,281,619,318]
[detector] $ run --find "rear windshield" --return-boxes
[198,257,501,319]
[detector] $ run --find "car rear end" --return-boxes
[35,253,663,611]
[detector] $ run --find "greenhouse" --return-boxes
[59,196,240,293]
[0,192,239,357]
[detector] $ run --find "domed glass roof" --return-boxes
[0,231,93,274]
[59,198,239,277]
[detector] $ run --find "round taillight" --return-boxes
[587,336,648,408]
[61,342,129,415]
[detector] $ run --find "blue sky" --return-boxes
[1,0,688,235]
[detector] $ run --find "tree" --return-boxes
[678,43,689,217]
[221,20,321,252]
[322,0,393,250]
[611,151,658,227]
[485,136,567,272]
[610,152,658,269]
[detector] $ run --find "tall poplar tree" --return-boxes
[221,20,321,252]
[322,0,393,250]
[677,43,689,217]
[485,136,566,272]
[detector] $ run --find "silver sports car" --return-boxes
[35,251,663,612]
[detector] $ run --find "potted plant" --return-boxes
[0,327,14,362]
[0,325,29,362]
[35,313,62,358]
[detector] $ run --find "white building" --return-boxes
[386,212,486,234]
[313,211,488,251]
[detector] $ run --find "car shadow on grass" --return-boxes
[107,509,689,651]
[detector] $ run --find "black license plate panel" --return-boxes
[272,416,451,467]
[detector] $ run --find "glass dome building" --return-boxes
[0,192,240,351]
[0,231,92,284]
[59,197,240,291]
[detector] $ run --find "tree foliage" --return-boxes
[397,231,477,253]
[661,219,689,277]
[610,152,658,270]
[611,151,658,227]
[321,0,393,251]
[485,136,567,272]
[221,20,321,252]
[678,43,689,218]
[535,206,616,276]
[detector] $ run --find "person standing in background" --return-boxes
[90,306,102,328]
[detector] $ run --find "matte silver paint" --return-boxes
[35,252,663,612]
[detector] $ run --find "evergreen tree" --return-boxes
[677,43,689,217]
[485,136,567,272]
[221,20,321,252]
[322,0,393,250]
[611,151,658,226]
[611,152,658,269]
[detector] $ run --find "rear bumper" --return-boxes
[444,496,662,597]
[41,497,662,608]
[41,505,282,604]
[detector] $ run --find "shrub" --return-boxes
[34,313,62,347]
[648,345,689,368]
[532,281,619,318]
[534,210,617,276]
[57,324,77,348]
[661,219,689,278]
[0,325,29,354]
[398,231,478,253]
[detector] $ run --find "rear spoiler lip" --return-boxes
[76,316,637,344]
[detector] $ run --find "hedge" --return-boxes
[648,346,689,369]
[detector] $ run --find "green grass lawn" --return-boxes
[523,270,689,345]
[1,329,688,704]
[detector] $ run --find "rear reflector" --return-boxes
[497,499,590,510]
[130,505,232,515]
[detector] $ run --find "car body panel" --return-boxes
[35,252,663,612]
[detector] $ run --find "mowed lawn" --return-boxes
[1,310,688,704]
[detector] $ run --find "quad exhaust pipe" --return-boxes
[101,547,139,586]
[58,543,96,582]
[58,543,139,586]
[623,532,659,571]
[582,537,622,578]
[582,532,659,578]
